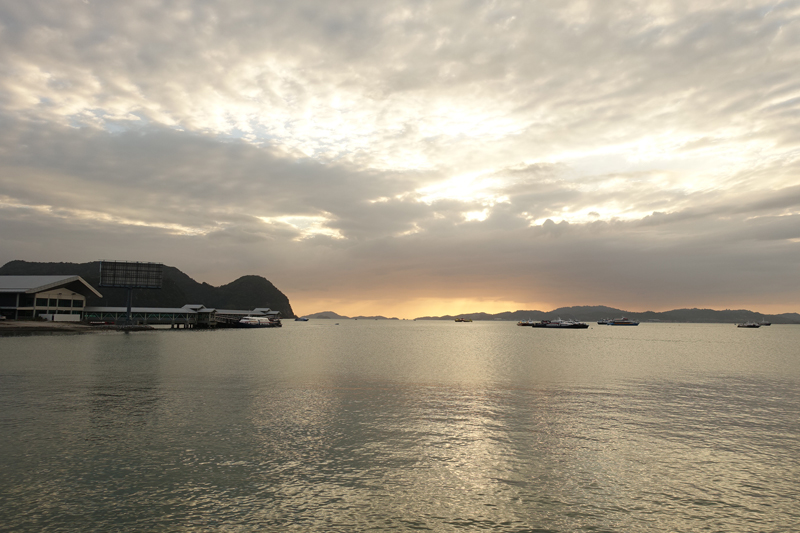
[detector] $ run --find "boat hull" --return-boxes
[530,320,589,329]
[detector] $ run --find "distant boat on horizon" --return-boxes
[607,317,639,326]
[531,318,589,329]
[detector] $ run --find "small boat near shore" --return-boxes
[607,317,639,326]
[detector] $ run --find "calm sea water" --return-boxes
[1,320,799,532]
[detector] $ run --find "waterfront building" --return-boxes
[0,275,102,320]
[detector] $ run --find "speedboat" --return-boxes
[607,317,639,326]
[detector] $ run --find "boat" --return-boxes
[517,320,535,326]
[597,318,610,325]
[759,320,771,326]
[455,318,472,322]
[607,317,639,326]
[295,317,309,321]
[531,318,589,329]
[737,322,761,328]
[237,316,281,328]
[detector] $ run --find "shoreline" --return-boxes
[0,320,155,335]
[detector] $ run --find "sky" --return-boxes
[1,0,799,319]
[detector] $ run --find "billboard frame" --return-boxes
[99,261,163,289]
[98,261,163,325]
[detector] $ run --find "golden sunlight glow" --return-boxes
[257,215,344,240]
[464,209,489,222]
[417,171,508,205]
[0,197,209,235]
[291,296,552,320]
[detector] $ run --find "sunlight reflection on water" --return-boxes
[1,321,799,531]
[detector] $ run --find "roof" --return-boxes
[215,309,268,316]
[0,275,102,298]
[84,306,206,314]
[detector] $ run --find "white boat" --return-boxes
[237,316,280,328]
[597,318,610,325]
[607,317,639,326]
[530,318,589,329]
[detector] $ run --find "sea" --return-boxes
[1,320,798,532]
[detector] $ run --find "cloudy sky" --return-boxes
[1,0,799,318]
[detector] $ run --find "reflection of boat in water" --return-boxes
[531,318,589,329]
[607,317,639,326]
[295,317,309,321]
[237,316,281,328]
[737,322,761,328]
[455,318,473,322]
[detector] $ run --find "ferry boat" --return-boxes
[597,318,610,325]
[237,316,281,328]
[737,322,760,328]
[607,317,639,326]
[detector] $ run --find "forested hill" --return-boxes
[0,260,295,318]
[415,305,800,324]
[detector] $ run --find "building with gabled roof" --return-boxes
[0,275,102,320]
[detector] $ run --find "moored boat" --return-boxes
[607,317,639,326]
[531,318,589,329]
[237,316,281,328]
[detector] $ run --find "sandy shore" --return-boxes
[0,320,154,335]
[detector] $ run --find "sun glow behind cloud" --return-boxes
[257,215,344,240]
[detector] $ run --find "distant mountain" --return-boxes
[304,311,350,319]
[303,311,398,320]
[0,260,295,317]
[415,305,800,324]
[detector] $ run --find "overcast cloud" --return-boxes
[1,0,799,317]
